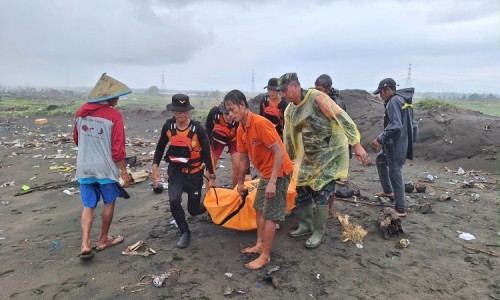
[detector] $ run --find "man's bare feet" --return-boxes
[376,192,394,198]
[390,208,407,217]
[245,256,270,270]
[81,239,92,254]
[241,244,263,254]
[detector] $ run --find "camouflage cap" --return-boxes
[276,73,298,91]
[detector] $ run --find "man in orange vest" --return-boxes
[258,78,288,139]
[205,102,240,187]
[152,94,216,248]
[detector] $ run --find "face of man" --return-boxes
[268,89,279,100]
[225,101,247,123]
[222,112,233,123]
[314,85,330,94]
[379,88,393,102]
[107,98,119,107]
[280,82,301,104]
[172,110,191,123]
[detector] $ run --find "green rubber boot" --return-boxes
[305,205,328,249]
[288,205,313,238]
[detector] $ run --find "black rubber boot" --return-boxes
[177,231,191,248]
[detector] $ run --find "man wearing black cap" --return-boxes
[152,94,216,248]
[205,102,240,187]
[371,78,418,217]
[278,72,368,249]
[258,78,288,139]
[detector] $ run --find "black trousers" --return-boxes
[167,166,206,233]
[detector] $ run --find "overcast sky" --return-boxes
[0,0,498,94]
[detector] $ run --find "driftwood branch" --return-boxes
[14,181,77,196]
[463,245,500,257]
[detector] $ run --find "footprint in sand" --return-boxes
[10,285,50,298]
[32,206,57,213]
[0,269,14,278]
[118,215,136,223]
[53,280,87,299]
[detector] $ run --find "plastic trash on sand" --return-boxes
[223,286,233,296]
[35,118,48,125]
[49,241,59,252]
[398,238,410,248]
[470,193,480,202]
[457,167,465,175]
[457,231,476,241]
[63,188,79,196]
[152,272,168,288]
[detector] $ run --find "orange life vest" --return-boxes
[212,113,236,145]
[165,122,202,168]
[262,97,283,128]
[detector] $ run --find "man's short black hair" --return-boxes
[315,74,332,88]
[223,89,248,108]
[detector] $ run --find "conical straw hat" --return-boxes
[88,73,132,103]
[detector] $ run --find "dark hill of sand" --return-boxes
[118,89,500,174]
[337,89,500,174]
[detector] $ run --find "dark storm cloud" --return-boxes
[0,0,497,93]
[0,0,214,66]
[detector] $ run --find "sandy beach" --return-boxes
[0,90,499,299]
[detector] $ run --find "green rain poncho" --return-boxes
[284,89,361,191]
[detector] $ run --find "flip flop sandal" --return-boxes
[79,250,94,260]
[376,192,395,202]
[93,235,125,252]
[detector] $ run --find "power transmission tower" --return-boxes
[251,70,255,92]
[66,70,70,89]
[161,71,165,90]
[406,64,412,87]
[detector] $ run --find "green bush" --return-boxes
[414,98,455,110]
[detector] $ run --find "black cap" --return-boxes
[218,102,229,114]
[264,78,279,90]
[373,78,397,95]
[166,94,194,112]
[276,73,299,91]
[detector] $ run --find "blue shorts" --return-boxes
[80,183,120,208]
